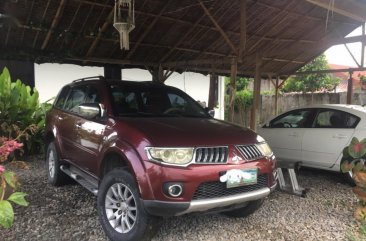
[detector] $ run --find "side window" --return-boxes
[64,86,87,114]
[270,109,313,128]
[86,86,101,104]
[110,86,139,115]
[314,109,359,128]
[168,93,187,110]
[54,86,70,109]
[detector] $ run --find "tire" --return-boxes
[46,142,69,186]
[222,198,264,218]
[97,169,161,241]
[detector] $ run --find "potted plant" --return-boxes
[341,137,366,221]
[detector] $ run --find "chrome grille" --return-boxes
[236,144,263,160]
[194,147,228,164]
[192,175,268,200]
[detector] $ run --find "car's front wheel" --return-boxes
[97,169,161,241]
[46,142,69,186]
[222,198,264,218]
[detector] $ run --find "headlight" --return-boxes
[146,147,194,165]
[256,142,273,157]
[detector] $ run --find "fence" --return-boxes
[231,92,366,128]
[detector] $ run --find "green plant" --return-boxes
[0,133,29,228]
[359,75,366,85]
[282,54,340,93]
[341,137,366,222]
[0,67,49,154]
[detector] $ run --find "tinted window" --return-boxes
[110,84,208,118]
[314,109,359,128]
[86,86,101,104]
[54,86,70,109]
[64,86,87,114]
[270,109,314,128]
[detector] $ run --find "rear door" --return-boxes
[258,108,315,163]
[301,108,357,168]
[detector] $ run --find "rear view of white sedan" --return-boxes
[257,104,366,181]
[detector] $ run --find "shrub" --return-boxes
[0,133,29,228]
[0,67,50,155]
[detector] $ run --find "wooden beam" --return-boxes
[72,0,359,26]
[238,0,247,59]
[85,10,114,57]
[247,0,296,53]
[126,1,172,59]
[41,0,67,50]
[293,67,366,75]
[305,0,366,22]
[197,0,237,54]
[32,0,51,48]
[274,76,280,115]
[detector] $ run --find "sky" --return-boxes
[324,24,364,67]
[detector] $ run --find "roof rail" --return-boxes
[72,76,105,83]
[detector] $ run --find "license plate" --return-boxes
[220,169,257,188]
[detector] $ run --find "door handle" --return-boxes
[288,133,298,137]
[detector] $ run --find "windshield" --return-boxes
[109,84,209,118]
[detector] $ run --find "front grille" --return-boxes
[192,174,268,200]
[194,147,228,164]
[236,144,263,160]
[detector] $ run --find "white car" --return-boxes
[258,104,366,180]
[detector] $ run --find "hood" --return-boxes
[118,117,259,147]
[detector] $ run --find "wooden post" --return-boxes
[347,71,353,104]
[208,74,218,109]
[275,76,280,115]
[250,54,262,130]
[104,64,121,80]
[229,58,238,122]
[362,23,365,67]
[151,66,164,83]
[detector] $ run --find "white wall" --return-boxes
[35,63,225,119]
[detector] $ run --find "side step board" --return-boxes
[60,165,99,196]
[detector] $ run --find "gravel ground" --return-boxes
[3,156,363,241]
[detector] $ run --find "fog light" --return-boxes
[163,182,183,197]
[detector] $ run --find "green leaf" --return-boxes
[3,171,17,189]
[8,192,29,207]
[355,162,365,171]
[0,200,14,228]
[348,137,366,159]
[341,161,354,173]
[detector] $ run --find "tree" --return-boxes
[282,54,340,93]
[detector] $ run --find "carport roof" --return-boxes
[0,0,365,77]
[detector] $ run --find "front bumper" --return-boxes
[143,187,272,217]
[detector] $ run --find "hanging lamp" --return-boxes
[113,0,135,50]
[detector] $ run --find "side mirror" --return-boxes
[78,103,106,119]
[204,107,215,117]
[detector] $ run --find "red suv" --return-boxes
[45,77,277,241]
